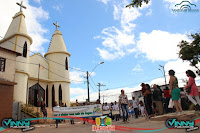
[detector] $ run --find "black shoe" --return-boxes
[195,105,200,111]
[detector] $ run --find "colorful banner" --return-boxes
[53,104,102,117]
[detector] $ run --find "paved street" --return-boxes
[3,116,200,133]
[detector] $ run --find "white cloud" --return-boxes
[70,69,96,84]
[53,4,63,11]
[137,30,188,61]
[146,9,152,16]
[132,64,143,72]
[97,0,110,5]
[33,0,41,4]
[70,71,85,84]
[71,88,87,95]
[0,0,49,54]
[96,0,153,60]
[138,1,152,10]
[71,86,141,103]
[95,1,142,60]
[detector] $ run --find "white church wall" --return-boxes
[46,53,69,81]
[13,73,28,103]
[0,37,16,52]
[29,54,49,79]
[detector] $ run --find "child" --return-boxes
[139,101,145,117]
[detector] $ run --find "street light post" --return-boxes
[159,65,167,87]
[86,62,104,103]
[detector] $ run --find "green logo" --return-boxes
[172,1,199,13]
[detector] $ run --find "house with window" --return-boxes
[0,46,21,125]
[0,4,71,111]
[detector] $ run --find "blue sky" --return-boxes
[0,0,200,103]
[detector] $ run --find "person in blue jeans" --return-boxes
[118,90,130,123]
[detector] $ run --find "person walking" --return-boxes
[144,84,153,119]
[153,84,163,115]
[118,90,129,123]
[185,70,200,111]
[169,69,182,113]
[54,102,60,128]
[132,97,139,119]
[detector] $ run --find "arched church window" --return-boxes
[52,85,55,107]
[65,57,68,70]
[46,85,48,107]
[59,85,62,105]
[23,42,27,57]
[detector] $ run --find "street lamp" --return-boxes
[159,65,167,87]
[87,62,104,102]
[89,62,104,76]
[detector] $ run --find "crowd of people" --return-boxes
[52,69,200,127]
[102,69,200,122]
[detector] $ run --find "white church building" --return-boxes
[0,4,71,107]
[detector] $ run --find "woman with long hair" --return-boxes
[169,69,182,113]
[144,84,153,119]
[185,70,200,110]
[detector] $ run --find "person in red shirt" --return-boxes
[164,87,171,113]
[185,70,200,111]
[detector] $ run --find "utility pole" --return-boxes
[97,83,106,101]
[103,95,104,104]
[159,65,167,87]
[86,71,90,102]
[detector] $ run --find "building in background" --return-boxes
[0,47,21,125]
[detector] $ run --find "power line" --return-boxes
[4,57,84,83]
[0,35,86,73]
[107,72,192,90]
[89,76,98,90]
[89,83,98,93]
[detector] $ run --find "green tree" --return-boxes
[178,32,200,74]
[126,0,151,8]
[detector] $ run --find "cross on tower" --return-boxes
[16,1,27,12]
[53,21,60,30]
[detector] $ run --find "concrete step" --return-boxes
[150,110,200,121]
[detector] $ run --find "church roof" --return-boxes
[0,11,32,46]
[44,30,70,57]
[4,11,32,42]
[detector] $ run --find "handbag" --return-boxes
[168,98,174,108]
[186,82,193,94]
[186,87,191,94]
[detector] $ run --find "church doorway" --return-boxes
[29,83,45,107]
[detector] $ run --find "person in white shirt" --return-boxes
[53,102,60,128]
[113,101,119,121]
[132,97,139,119]
[103,102,110,110]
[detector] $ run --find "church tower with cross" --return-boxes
[0,2,71,107]
[44,21,71,107]
[0,1,32,103]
